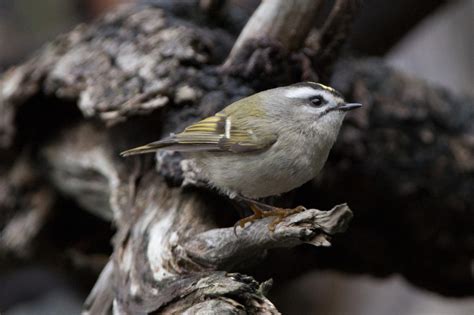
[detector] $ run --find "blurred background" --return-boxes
[0,0,473,314]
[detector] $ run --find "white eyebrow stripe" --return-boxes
[225,117,231,138]
[319,90,343,103]
[284,87,318,99]
[285,88,342,104]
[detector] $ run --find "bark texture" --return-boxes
[224,0,322,65]
[0,0,473,314]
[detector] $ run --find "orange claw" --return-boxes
[234,201,306,235]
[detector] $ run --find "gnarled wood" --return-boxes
[224,0,323,67]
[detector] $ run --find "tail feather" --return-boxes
[120,138,176,157]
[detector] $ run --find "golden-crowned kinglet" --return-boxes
[121,82,362,229]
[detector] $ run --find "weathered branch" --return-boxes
[221,0,359,84]
[83,260,114,315]
[309,0,360,77]
[223,0,323,68]
[180,204,352,271]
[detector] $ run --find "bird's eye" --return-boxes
[310,95,325,107]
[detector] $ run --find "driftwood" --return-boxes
[0,0,473,313]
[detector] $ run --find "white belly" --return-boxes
[193,133,334,199]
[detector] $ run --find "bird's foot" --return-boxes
[233,203,264,235]
[234,202,306,234]
[264,205,306,232]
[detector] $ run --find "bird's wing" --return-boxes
[120,108,277,156]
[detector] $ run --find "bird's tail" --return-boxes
[120,138,176,157]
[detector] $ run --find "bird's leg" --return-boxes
[234,196,306,232]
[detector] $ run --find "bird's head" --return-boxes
[261,82,362,138]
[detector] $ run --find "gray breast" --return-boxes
[192,130,333,199]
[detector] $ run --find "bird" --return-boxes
[121,82,362,231]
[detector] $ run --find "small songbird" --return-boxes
[121,82,361,230]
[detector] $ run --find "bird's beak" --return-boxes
[338,103,362,111]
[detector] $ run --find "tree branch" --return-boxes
[310,0,360,76]
[180,204,352,271]
[223,0,323,68]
